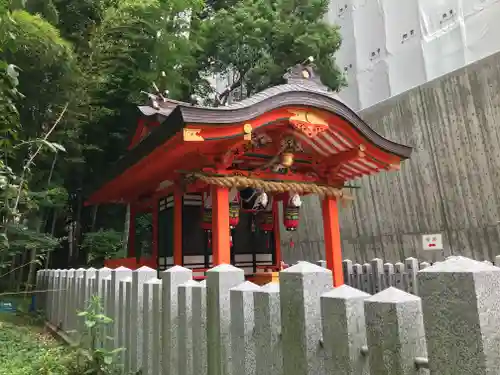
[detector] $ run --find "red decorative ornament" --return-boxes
[283,192,302,232]
[257,196,274,233]
[201,191,212,232]
[229,188,240,229]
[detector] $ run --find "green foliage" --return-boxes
[81,229,124,266]
[134,213,152,258]
[0,0,346,275]
[193,0,344,99]
[0,222,60,269]
[29,185,68,209]
[0,309,77,375]
[0,10,78,123]
[73,295,124,374]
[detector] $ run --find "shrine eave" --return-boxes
[85,87,412,206]
[151,90,411,159]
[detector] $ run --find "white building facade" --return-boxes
[328,0,500,110]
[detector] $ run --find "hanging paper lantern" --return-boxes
[201,191,212,232]
[283,192,302,231]
[229,188,240,229]
[257,197,274,233]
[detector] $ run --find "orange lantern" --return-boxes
[283,192,302,231]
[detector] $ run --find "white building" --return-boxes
[328,0,500,110]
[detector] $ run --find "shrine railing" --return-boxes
[38,255,498,375]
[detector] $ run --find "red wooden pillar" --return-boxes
[322,196,344,286]
[152,199,159,261]
[273,198,282,265]
[211,185,230,265]
[128,204,136,257]
[174,186,183,265]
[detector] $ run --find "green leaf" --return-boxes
[103,355,113,365]
[84,320,96,328]
[50,142,66,152]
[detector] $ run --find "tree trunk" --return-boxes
[122,204,131,255]
[44,211,57,269]
[24,212,48,293]
[7,255,17,290]
[16,250,28,293]
[90,205,99,232]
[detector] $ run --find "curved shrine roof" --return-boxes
[86,63,412,205]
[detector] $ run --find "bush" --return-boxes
[81,229,125,267]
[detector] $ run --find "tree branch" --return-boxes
[218,74,243,105]
[12,102,69,214]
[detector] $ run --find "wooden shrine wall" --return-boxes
[280,50,500,265]
[157,193,274,272]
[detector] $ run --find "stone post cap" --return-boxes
[366,287,420,303]
[230,281,260,292]
[418,256,500,273]
[134,266,156,272]
[113,266,132,272]
[322,284,370,300]
[161,265,192,274]
[281,261,332,275]
[207,264,242,273]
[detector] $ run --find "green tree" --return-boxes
[186,0,344,103]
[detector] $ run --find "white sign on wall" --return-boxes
[422,234,443,250]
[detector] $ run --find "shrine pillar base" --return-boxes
[322,196,344,286]
[211,185,231,265]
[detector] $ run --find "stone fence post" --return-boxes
[418,256,500,374]
[230,281,260,375]
[63,269,75,331]
[364,287,427,375]
[161,266,193,375]
[178,279,200,375]
[56,270,68,328]
[95,267,111,299]
[143,278,162,375]
[108,267,132,350]
[280,262,332,375]
[321,285,370,375]
[129,266,156,373]
[192,280,207,375]
[254,282,281,375]
[118,276,132,366]
[206,264,245,375]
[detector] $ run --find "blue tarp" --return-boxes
[0,301,16,312]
